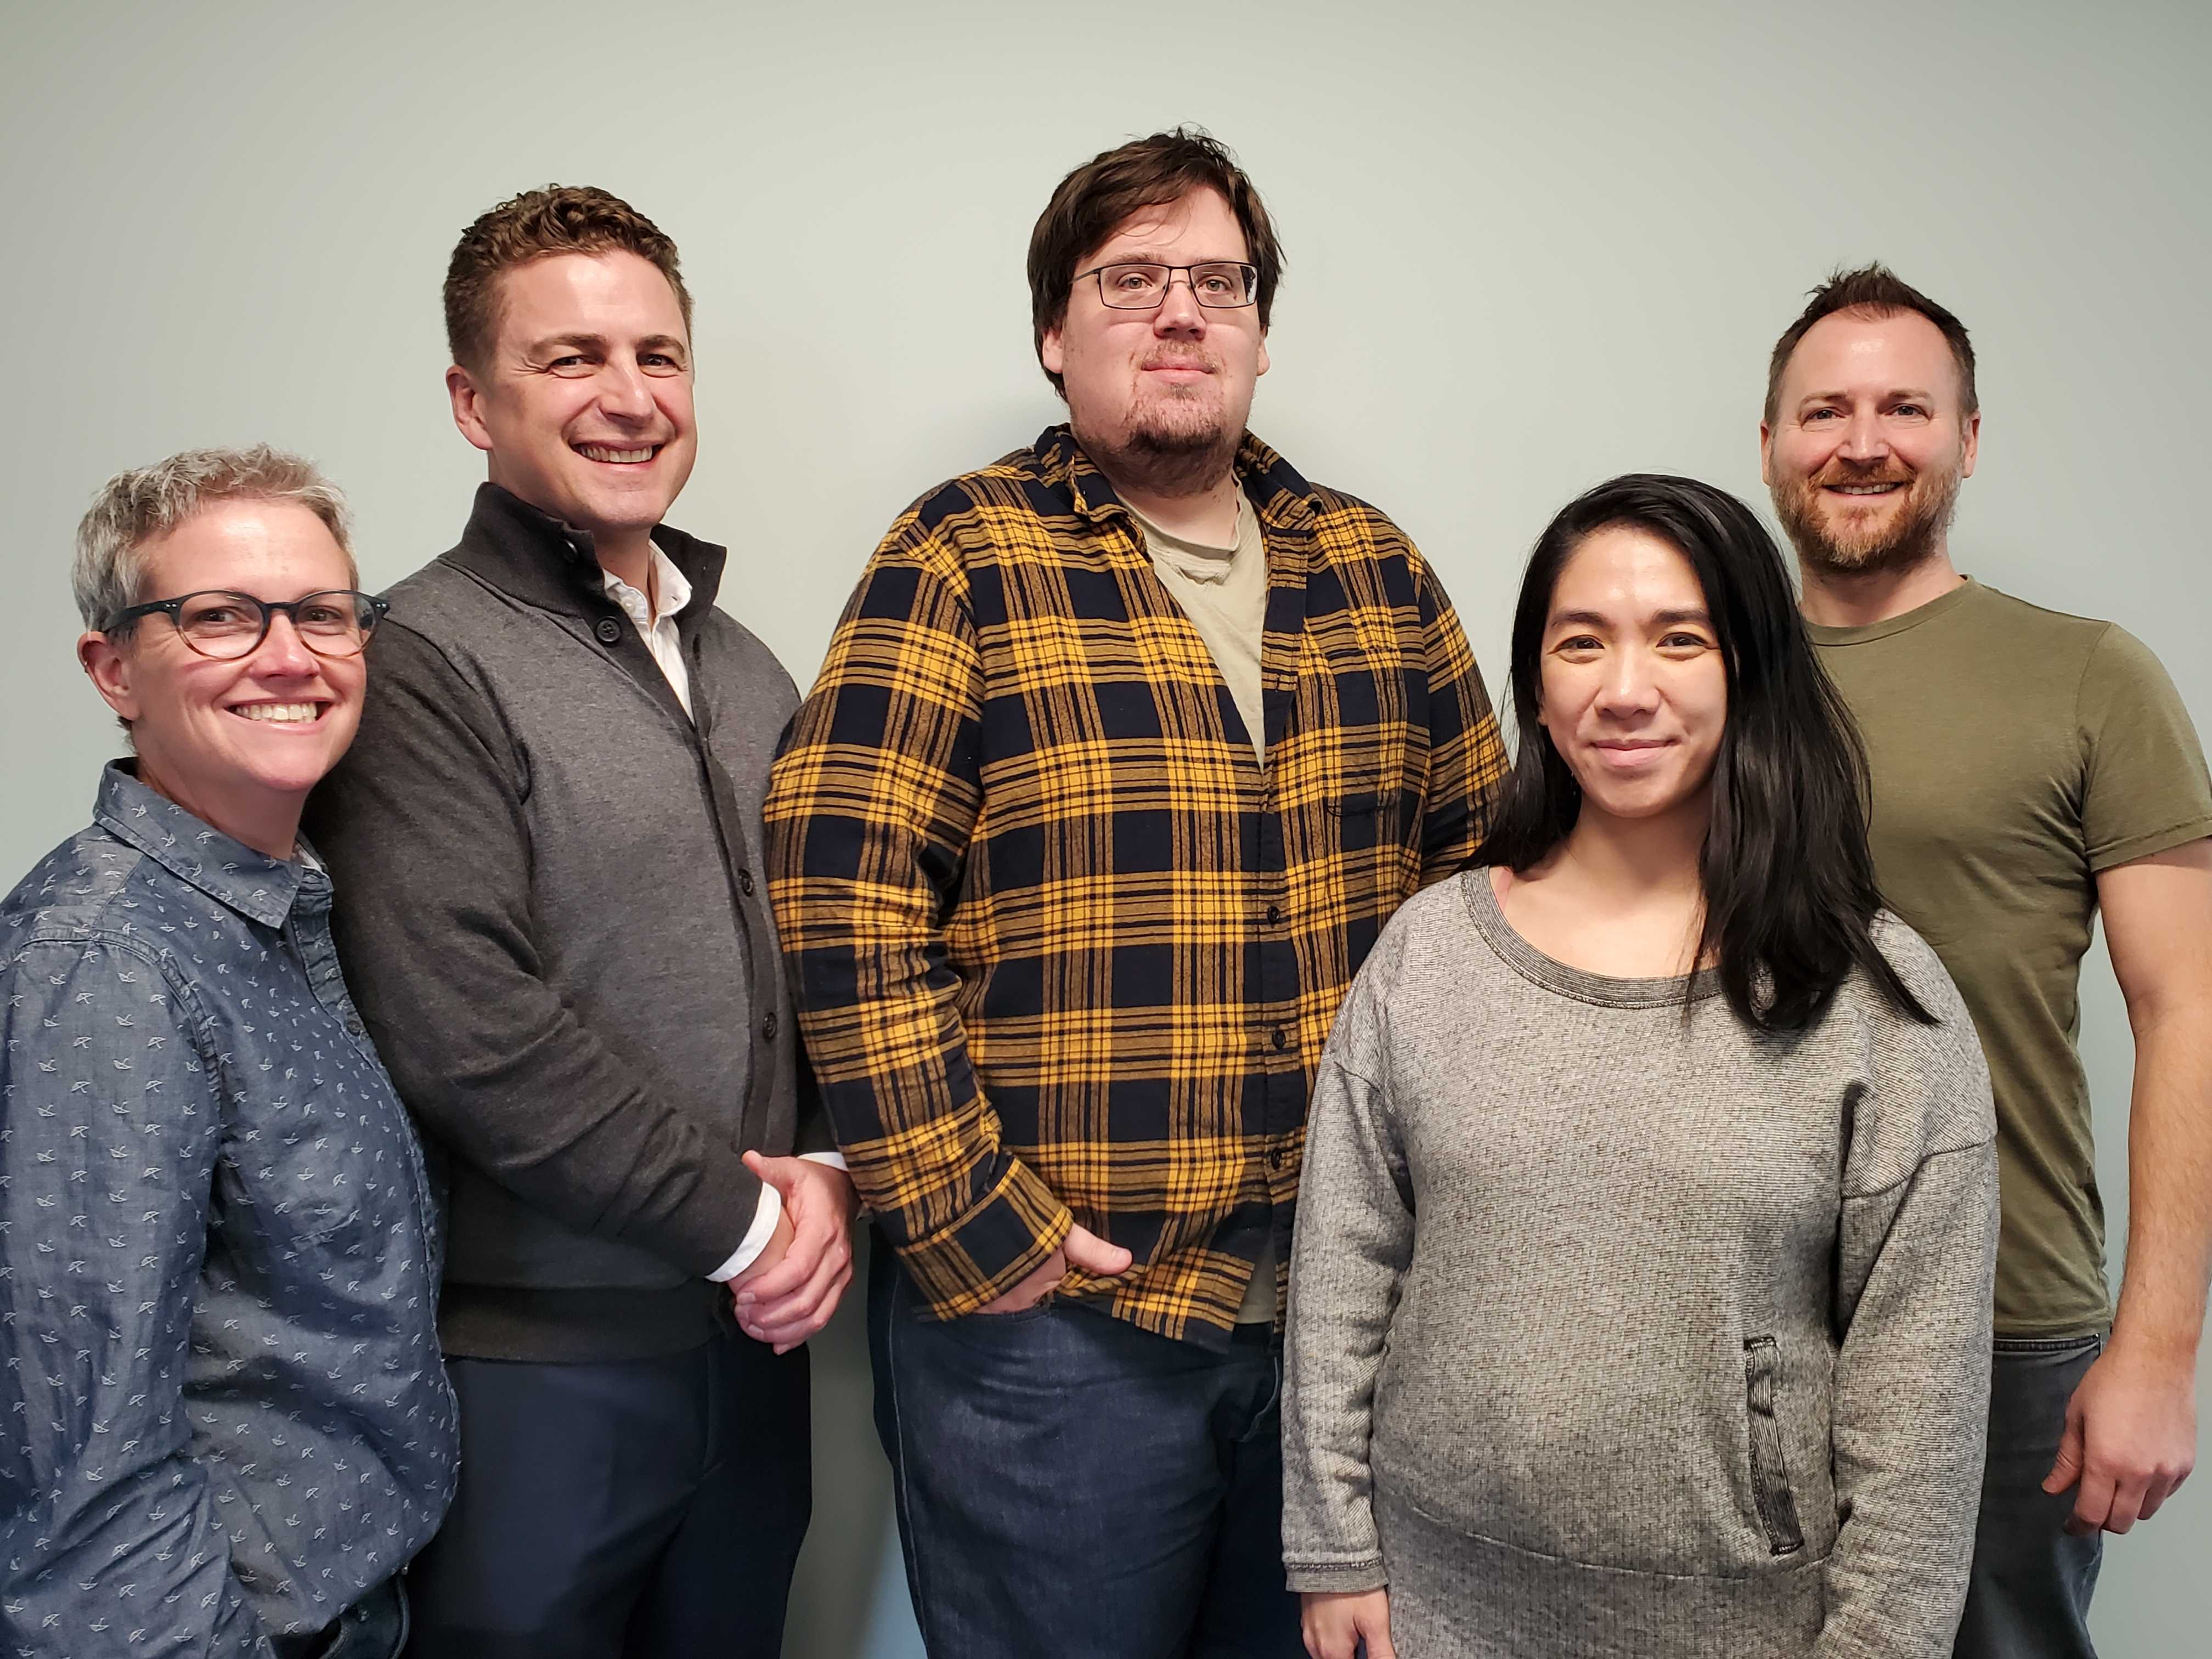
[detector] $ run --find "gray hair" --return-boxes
[73,445,357,633]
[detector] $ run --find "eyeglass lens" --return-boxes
[1096,263,1256,308]
[175,592,379,659]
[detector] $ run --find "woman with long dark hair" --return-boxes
[1281,475,2000,1658]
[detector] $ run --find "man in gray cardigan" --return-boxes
[307,185,854,1658]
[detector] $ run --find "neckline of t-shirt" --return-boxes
[1803,575,1984,647]
[1130,495,1253,575]
[1459,867,1725,1009]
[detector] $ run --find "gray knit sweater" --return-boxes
[1282,870,1999,1658]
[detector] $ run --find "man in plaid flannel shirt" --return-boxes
[766,128,1505,1656]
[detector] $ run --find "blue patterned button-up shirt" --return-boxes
[1,766,457,1656]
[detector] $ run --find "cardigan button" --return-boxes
[595,618,623,644]
[761,1012,779,1041]
[739,869,757,896]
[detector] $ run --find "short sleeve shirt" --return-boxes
[1809,578,2212,1335]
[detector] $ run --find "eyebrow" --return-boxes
[1797,385,1936,405]
[1091,249,1248,267]
[524,331,689,357]
[1548,607,1712,629]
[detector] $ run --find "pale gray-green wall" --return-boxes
[3,2,2205,1653]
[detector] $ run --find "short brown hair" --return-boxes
[444,184,693,373]
[1765,263,1977,425]
[1027,128,1285,394]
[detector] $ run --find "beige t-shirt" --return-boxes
[1809,578,2212,1336]
[1131,494,1268,763]
[1131,494,1277,1321]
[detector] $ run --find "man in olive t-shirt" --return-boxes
[1762,265,2212,1659]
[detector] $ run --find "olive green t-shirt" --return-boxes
[1809,578,2212,1336]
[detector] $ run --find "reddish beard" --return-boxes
[1774,458,1964,576]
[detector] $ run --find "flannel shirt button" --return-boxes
[1270,1025,1288,1052]
[761,1012,779,1041]
[740,869,757,897]
[1265,903,1282,926]
[1268,1146,1285,1169]
[594,617,623,645]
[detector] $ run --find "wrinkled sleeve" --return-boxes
[0,940,270,1657]
[304,621,762,1276]
[1819,932,2000,1658]
[765,514,1072,1319]
[2076,623,2212,872]
[1409,551,1505,884]
[1281,968,1410,1594]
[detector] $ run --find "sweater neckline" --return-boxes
[1461,867,1724,1009]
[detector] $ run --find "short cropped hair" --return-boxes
[1765,263,1977,425]
[444,184,692,374]
[74,445,356,635]
[1027,128,1285,394]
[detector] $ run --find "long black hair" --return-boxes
[1472,473,1933,1033]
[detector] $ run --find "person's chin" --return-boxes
[1128,407,1229,456]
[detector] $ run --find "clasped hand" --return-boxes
[729,1152,859,1352]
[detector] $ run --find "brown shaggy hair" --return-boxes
[1026,128,1284,394]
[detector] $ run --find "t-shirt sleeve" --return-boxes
[2077,624,2212,871]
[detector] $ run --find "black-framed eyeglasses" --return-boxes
[1074,261,1260,310]
[103,589,390,661]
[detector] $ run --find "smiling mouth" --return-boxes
[1822,481,1905,498]
[574,443,662,464]
[228,701,329,725]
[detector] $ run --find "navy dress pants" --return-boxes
[404,1324,810,1659]
[1954,1334,2104,1659]
[868,1229,1304,1659]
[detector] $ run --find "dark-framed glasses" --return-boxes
[1076,261,1260,310]
[103,589,390,660]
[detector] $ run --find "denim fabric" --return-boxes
[1953,1334,2104,1659]
[1,765,456,1656]
[867,1232,1301,1659]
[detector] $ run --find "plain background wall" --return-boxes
[3,1,2206,1651]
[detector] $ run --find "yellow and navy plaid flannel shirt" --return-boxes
[765,427,1504,1344]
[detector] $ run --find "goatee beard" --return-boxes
[1775,462,1963,578]
[1075,402,1239,500]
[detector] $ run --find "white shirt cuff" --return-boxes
[707,1151,851,1282]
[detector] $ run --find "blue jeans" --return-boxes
[868,1231,1302,1659]
[1954,1333,2104,1659]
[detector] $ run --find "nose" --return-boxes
[1596,646,1662,718]
[1837,407,1889,464]
[251,612,321,678]
[1152,272,1206,336]
[597,357,657,420]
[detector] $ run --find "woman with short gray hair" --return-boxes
[0,448,455,1659]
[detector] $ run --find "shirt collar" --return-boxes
[1031,424,1320,535]
[91,761,313,930]
[444,483,726,630]
[602,539,693,628]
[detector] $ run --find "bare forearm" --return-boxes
[2112,1007,2212,1361]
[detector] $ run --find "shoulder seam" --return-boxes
[1841,1136,1994,1203]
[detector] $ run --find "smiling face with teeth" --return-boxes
[1761,308,1980,578]
[77,499,365,860]
[447,250,697,584]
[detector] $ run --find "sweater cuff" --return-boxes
[1284,1559,1389,1595]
